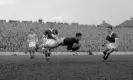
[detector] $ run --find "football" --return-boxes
[72,43,80,49]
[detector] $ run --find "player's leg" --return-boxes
[44,50,48,60]
[46,38,63,49]
[41,39,48,60]
[43,48,47,59]
[25,44,29,54]
[105,48,115,60]
[103,48,110,59]
[47,49,51,61]
[31,47,35,59]
[88,50,93,55]
[44,48,49,61]
[32,47,35,59]
[35,43,39,52]
[104,48,115,60]
[29,48,33,59]
[104,43,117,60]
[31,48,34,59]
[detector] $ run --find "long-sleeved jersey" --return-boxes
[27,33,38,42]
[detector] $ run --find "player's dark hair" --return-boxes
[76,32,82,37]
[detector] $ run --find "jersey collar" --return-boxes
[109,31,113,37]
[48,28,54,31]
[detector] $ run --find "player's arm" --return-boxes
[39,36,43,46]
[102,40,108,47]
[27,34,30,42]
[72,38,80,48]
[51,34,56,37]
[102,34,109,47]
[42,30,47,39]
[44,30,48,37]
[35,34,38,43]
[115,38,119,48]
[114,33,119,45]
[40,35,46,43]
[56,30,59,39]
[52,29,59,39]
[55,29,59,35]
[52,34,59,40]
[67,45,73,52]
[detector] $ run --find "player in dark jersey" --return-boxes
[102,26,118,61]
[42,23,59,61]
[63,32,82,52]
[44,24,59,40]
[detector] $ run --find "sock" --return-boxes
[48,53,50,57]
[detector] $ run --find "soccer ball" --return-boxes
[72,43,80,49]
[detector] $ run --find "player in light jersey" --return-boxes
[102,26,118,61]
[27,28,38,59]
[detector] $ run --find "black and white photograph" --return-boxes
[0,0,133,80]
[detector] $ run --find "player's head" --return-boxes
[49,23,54,29]
[107,26,113,33]
[75,32,82,40]
[30,28,34,34]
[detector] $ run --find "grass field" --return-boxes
[0,52,133,80]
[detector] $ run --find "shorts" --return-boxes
[106,43,117,49]
[42,39,58,49]
[42,39,56,46]
[29,41,36,48]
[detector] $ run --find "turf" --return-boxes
[0,54,133,80]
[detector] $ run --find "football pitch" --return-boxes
[0,52,133,80]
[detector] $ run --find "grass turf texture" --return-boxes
[0,54,133,80]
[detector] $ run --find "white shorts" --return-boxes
[42,39,56,46]
[106,43,117,49]
[46,39,56,45]
[41,37,64,49]
[29,41,36,47]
